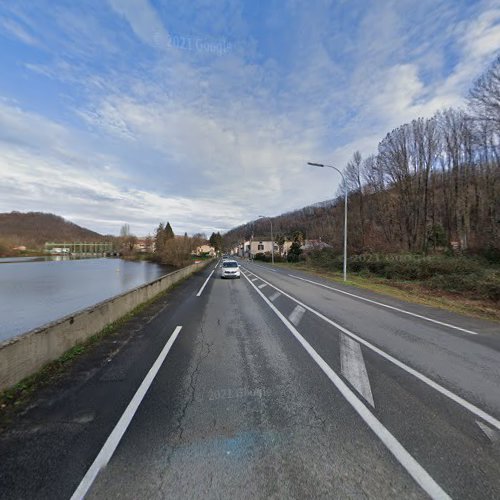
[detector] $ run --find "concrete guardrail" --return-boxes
[0,260,210,391]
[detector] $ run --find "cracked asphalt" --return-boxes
[86,263,423,499]
[2,260,500,499]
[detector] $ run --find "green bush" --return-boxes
[253,253,286,263]
[418,270,500,302]
[305,249,499,301]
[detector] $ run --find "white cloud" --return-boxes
[1,0,500,236]
[0,18,38,46]
[107,0,171,49]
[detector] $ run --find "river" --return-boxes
[0,257,173,342]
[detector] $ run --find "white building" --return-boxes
[195,244,216,257]
[249,239,292,258]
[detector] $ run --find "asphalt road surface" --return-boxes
[1,259,500,499]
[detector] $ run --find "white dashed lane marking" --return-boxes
[289,305,306,326]
[340,334,375,407]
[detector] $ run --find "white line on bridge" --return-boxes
[71,326,183,500]
[242,273,450,500]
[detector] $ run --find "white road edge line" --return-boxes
[340,334,375,407]
[242,273,450,500]
[70,326,183,500]
[289,274,479,335]
[243,268,500,432]
[196,270,215,297]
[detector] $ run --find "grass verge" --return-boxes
[273,262,500,322]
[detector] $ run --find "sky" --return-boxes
[0,0,499,237]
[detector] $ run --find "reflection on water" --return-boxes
[0,255,103,264]
[0,258,173,341]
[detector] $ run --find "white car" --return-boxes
[220,260,241,279]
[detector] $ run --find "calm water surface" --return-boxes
[0,257,172,341]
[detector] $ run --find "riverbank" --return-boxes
[0,266,199,430]
[0,257,174,341]
[0,250,47,258]
[0,260,210,393]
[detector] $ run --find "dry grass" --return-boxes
[274,262,500,322]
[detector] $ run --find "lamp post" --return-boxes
[307,161,348,282]
[258,215,274,264]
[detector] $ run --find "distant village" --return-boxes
[188,237,331,260]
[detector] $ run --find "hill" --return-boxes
[0,212,106,251]
[223,199,338,248]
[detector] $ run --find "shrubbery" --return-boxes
[253,252,285,262]
[304,249,499,302]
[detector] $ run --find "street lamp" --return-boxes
[258,215,274,264]
[307,161,348,282]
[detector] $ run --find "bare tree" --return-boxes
[345,151,365,248]
[469,55,500,132]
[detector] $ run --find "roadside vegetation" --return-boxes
[0,212,108,255]
[254,247,499,320]
[226,56,500,318]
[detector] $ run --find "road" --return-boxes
[1,259,500,499]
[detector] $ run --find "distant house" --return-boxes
[236,240,251,258]
[301,239,332,251]
[195,244,216,257]
[134,238,154,253]
[250,240,277,257]
[249,238,292,258]
[50,247,70,255]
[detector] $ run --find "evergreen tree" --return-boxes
[209,231,223,252]
[287,231,304,262]
[165,222,175,240]
[155,223,165,254]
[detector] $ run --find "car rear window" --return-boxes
[223,262,238,268]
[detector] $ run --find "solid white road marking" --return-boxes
[340,334,375,407]
[250,262,277,272]
[247,270,500,432]
[242,273,450,499]
[71,326,183,500]
[289,305,306,326]
[476,421,500,443]
[269,291,281,302]
[196,270,215,297]
[289,274,479,335]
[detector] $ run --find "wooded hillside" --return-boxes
[224,56,500,260]
[0,212,106,249]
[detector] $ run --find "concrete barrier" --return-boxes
[0,260,210,391]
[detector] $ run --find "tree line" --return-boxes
[225,55,500,259]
